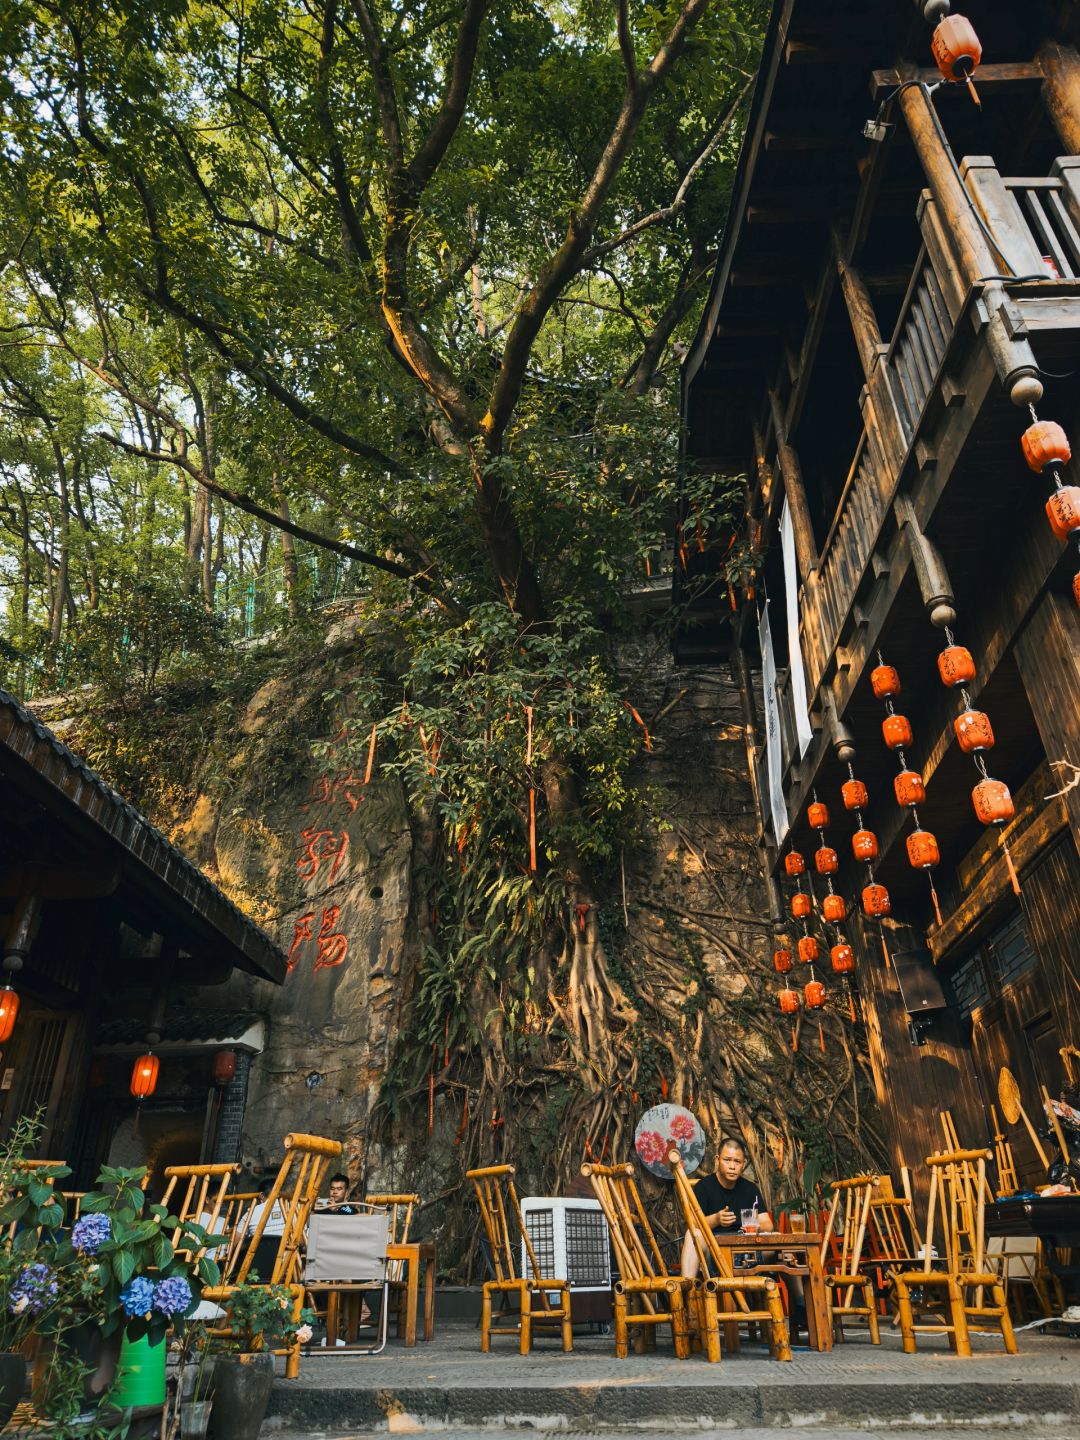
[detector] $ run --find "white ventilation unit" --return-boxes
[519,1197,611,1294]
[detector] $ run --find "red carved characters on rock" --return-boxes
[297,827,351,884]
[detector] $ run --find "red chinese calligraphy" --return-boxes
[297,827,350,883]
[304,772,364,815]
[334,774,364,814]
[287,912,314,974]
[314,906,349,972]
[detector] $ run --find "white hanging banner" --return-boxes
[758,600,789,847]
[780,500,814,758]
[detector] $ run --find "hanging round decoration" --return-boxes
[633,1103,706,1179]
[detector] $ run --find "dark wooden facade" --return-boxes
[684,0,1080,1184]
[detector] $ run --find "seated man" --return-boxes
[318,1173,358,1215]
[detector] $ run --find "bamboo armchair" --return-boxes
[890,1148,1017,1358]
[466,1164,572,1355]
[582,1161,691,1359]
[666,1147,790,1363]
[159,1162,239,1260]
[820,1177,880,1343]
[202,1133,342,1378]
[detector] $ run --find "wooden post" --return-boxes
[832,230,883,381]
[1013,591,1080,853]
[767,389,819,580]
[1038,40,1080,155]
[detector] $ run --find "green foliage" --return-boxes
[221,1278,315,1355]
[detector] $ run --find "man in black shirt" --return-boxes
[318,1173,359,1215]
[680,1137,773,1278]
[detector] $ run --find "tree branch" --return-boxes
[615,0,637,87]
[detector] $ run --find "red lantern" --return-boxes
[130,1052,160,1100]
[784,850,806,877]
[882,713,913,750]
[822,894,847,923]
[814,846,839,876]
[1074,571,1080,609]
[779,988,800,1015]
[894,769,926,807]
[807,801,830,830]
[791,891,811,919]
[871,664,901,700]
[797,935,820,964]
[830,944,856,975]
[212,1050,238,1087]
[804,979,826,1009]
[87,1058,108,1089]
[1021,420,1070,473]
[852,829,879,862]
[906,829,941,870]
[0,987,19,1044]
[841,778,868,811]
[972,778,1015,825]
[937,645,975,688]
[862,883,891,917]
[932,15,982,81]
[1046,487,1080,540]
[774,948,794,975]
[954,709,994,753]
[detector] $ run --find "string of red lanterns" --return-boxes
[1021,411,1080,608]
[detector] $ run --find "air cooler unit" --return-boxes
[520,1196,612,1323]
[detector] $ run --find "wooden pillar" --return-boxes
[1038,40,1080,155]
[767,390,819,581]
[1013,590,1080,854]
[832,231,883,381]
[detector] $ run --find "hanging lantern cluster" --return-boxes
[1020,410,1080,610]
[836,747,891,959]
[926,4,983,107]
[871,657,945,926]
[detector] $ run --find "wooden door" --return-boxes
[0,1004,80,1155]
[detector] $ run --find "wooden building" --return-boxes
[0,686,285,1178]
[683,0,1080,1185]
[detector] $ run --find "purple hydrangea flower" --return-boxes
[119,1276,156,1318]
[10,1263,58,1316]
[152,1276,192,1317]
[71,1213,112,1255]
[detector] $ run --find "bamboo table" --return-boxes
[707,1231,831,1353]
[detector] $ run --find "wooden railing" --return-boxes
[882,250,952,447]
[1004,176,1080,278]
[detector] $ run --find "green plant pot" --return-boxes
[113,1331,166,1408]
[206,1353,274,1440]
[0,1352,25,1429]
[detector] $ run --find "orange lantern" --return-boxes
[954,709,994,753]
[822,894,847,923]
[830,944,856,974]
[0,987,19,1044]
[130,1052,160,1100]
[804,979,826,1009]
[862,882,891,917]
[774,948,794,974]
[779,988,800,1015]
[906,829,941,870]
[972,778,1015,825]
[1021,420,1070,473]
[841,778,868,811]
[1074,571,1080,608]
[791,891,812,919]
[797,935,820,964]
[212,1050,238,1087]
[1046,487,1080,540]
[937,645,975,688]
[815,846,839,876]
[882,713,913,750]
[784,850,806,877]
[871,664,901,700]
[852,829,879,862]
[807,801,830,830]
[931,15,982,81]
[894,769,926,807]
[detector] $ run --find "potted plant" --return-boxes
[170,1321,216,1440]
[206,1279,314,1440]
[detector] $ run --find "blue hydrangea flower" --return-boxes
[152,1276,192,1317]
[71,1213,112,1255]
[10,1263,58,1316]
[119,1276,156,1318]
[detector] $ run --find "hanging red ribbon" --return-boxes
[528,788,537,872]
[363,722,378,785]
[427,1057,436,1136]
[624,702,652,751]
[818,1022,826,1055]
[575,903,590,934]
[454,1091,470,1146]
[659,1072,669,1101]
[524,704,534,766]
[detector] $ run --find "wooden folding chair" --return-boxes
[890,1148,1017,1357]
[582,1161,691,1359]
[466,1164,572,1355]
[666,1147,790,1363]
[819,1177,880,1343]
[202,1133,342,1377]
[365,1193,430,1344]
[159,1163,239,1260]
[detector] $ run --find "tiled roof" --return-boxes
[96,1010,263,1045]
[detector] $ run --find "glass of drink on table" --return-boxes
[789,1210,806,1233]
[740,1208,759,1234]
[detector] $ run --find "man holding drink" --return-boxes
[679,1136,772,1277]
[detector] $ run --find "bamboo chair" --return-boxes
[582,1161,691,1359]
[202,1133,342,1378]
[159,1162,239,1260]
[986,1235,1055,1321]
[666,1147,790,1363]
[365,1193,423,1341]
[216,1191,263,1280]
[466,1164,572,1355]
[890,1149,1017,1357]
[819,1176,880,1343]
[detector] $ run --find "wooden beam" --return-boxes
[767,388,819,580]
[833,228,884,380]
[871,62,1045,102]
[1037,40,1080,154]
[0,860,121,900]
